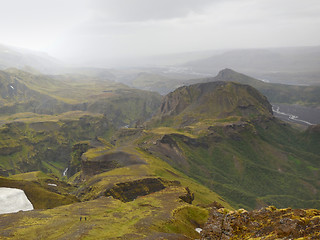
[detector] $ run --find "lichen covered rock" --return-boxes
[201,206,320,239]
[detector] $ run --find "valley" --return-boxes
[0,48,319,239]
[1,0,320,238]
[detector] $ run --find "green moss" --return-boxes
[156,205,209,238]
[0,114,116,176]
[0,176,78,209]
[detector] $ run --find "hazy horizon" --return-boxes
[1,0,320,67]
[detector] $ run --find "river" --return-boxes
[272,104,320,126]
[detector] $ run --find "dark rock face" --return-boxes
[150,134,190,171]
[179,187,194,204]
[201,206,320,239]
[105,178,167,202]
[104,178,186,203]
[81,151,146,176]
[69,142,93,177]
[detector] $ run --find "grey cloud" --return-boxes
[89,0,216,22]
[1,0,319,67]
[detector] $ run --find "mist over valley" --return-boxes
[0,1,320,239]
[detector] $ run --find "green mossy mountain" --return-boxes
[0,69,162,126]
[145,80,320,209]
[151,81,272,127]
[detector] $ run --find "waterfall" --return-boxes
[63,167,68,177]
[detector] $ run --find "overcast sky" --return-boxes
[1,0,320,66]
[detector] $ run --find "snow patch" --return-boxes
[0,187,34,214]
[10,85,14,90]
[48,183,57,187]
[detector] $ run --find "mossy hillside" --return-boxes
[151,81,272,128]
[143,80,320,209]
[0,187,209,239]
[144,117,320,210]
[8,171,77,196]
[62,130,230,208]
[0,176,78,209]
[0,70,56,107]
[156,205,209,237]
[3,68,122,104]
[0,69,162,123]
[73,138,232,209]
[86,88,162,126]
[0,113,114,176]
[300,124,320,154]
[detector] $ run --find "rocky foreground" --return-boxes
[201,204,320,239]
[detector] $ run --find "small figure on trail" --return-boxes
[85,217,87,221]
[80,216,82,221]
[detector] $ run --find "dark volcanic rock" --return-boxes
[104,178,179,202]
[179,187,194,204]
[201,206,320,239]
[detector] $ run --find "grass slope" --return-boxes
[0,112,114,176]
[0,69,162,125]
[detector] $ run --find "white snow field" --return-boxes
[0,187,34,214]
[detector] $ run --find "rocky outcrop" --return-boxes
[201,206,320,239]
[105,178,181,202]
[68,142,93,177]
[179,187,194,204]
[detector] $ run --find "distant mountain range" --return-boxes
[183,46,320,85]
[193,68,320,107]
[0,44,63,74]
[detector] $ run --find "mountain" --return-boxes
[197,68,320,107]
[145,81,320,209]
[183,46,320,85]
[0,69,162,126]
[151,81,272,127]
[187,69,320,125]
[0,44,63,74]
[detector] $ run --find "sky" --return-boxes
[0,0,320,66]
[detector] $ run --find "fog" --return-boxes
[1,0,320,67]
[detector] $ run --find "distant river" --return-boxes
[272,104,320,126]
